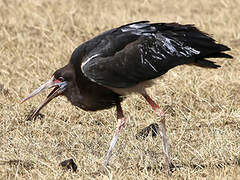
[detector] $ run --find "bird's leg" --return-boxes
[104,102,126,166]
[142,93,173,169]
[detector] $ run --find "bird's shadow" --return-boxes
[136,123,160,140]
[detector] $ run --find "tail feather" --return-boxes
[193,59,221,69]
[193,42,232,68]
[215,43,231,51]
[204,52,233,59]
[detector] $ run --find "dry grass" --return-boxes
[0,0,240,179]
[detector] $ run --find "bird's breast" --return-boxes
[65,84,121,111]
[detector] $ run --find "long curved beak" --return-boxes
[21,77,67,120]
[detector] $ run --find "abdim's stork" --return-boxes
[22,21,232,169]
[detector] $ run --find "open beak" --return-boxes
[21,76,67,120]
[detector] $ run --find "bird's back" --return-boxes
[71,21,232,88]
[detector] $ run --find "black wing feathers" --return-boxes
[80,21,232,88]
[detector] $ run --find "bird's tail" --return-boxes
[192,59,221,68]
[192,44,232,68]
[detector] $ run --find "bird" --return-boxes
[21,21,232,169]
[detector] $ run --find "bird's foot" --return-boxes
[164,162,176,174]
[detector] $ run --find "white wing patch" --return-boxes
[156,35,200,57]
[81,53,101,83]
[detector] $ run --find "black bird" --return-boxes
[22,21,232,168]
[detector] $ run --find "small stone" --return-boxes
[60,159,77,172]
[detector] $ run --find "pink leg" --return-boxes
[104,102,126,166]
[142,93,172,168]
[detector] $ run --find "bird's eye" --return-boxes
[58,77,64,82]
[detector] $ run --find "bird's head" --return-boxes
[21,64,76,120]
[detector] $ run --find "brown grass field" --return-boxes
[0,0,240,179]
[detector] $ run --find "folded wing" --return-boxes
[80,21,232,88]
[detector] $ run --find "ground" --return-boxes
[0,0,240,179]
